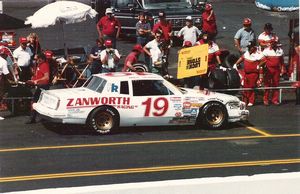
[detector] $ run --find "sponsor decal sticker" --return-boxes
[66,97,130,108]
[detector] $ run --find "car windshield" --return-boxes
[143,0,191,7]
[82,76,107,93]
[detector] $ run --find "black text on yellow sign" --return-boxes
[177,44,208,79]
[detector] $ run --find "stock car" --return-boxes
[33,72,249,134]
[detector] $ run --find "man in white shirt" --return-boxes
[144,31,164,75]
[177,16,201,46]
[13,37,33,81]
[0,48,11,114]
[100,39,121,72]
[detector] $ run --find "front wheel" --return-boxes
[198,102,228,129]
[88,106,119,135]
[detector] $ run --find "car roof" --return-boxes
[94,72,165,81]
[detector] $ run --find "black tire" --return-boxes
[226,69,241,89]
[208,69,227,89]
[127,63,149,72]
[224,53,239,68]
[87,106,119,135]
[198,102,228,130]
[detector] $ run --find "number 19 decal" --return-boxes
[142,97,169,117]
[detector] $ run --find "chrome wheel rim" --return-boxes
[95,111,113,133]
[206,106,224,125]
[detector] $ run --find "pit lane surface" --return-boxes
[0,101,299,192]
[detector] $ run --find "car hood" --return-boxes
[45,87,97,99]
[182,88,240,103]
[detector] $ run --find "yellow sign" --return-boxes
[177,44,208,79]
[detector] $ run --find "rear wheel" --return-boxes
[198,102,228,129]
[88,106,119,135]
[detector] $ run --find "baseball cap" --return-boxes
[105,8,113,14]
[105,39,113,47]
[183,41,192,47]
[133,44,144,53]
[243,18,252,25]
[158,11,166,18]
[44,50,54,59]
[205,4,212,11]
[186,16,192,21]
[19,37,28,44]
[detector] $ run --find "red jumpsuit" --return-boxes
[262,46,284,104]
[242,50,263,105]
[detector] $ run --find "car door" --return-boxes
[129,79,185,126]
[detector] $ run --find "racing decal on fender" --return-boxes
[66,97,130,108]
[183,102,192,109]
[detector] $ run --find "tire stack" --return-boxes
[208,53,241,93]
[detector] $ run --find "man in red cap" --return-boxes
[122,44,144,72]
[13,37,33,81]
[234,18,256,55]
[96,8,121,48]
[201,3,218,40]
[44,50,58,84]
[100,39,121,72]
[260,37,285,105]
[233,42,263,106]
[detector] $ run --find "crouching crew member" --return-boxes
[259,37,285,106]
[100,39,121,72]
[234,42,263,106]
[122,44,144,72]
[26,53,50,124]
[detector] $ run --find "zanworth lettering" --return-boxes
[67,97,130,107]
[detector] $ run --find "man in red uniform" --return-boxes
[96,8,121,48]
[26,53,50,124]
[201,3,217,40]
[234,42,263,106]
[195,32,222,89]
[258,23,279,51]
[122,44,144,72]
[260,37,285,105]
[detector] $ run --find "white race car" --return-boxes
[33,72,249,134]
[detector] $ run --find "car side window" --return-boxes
[132,80,173,96]
[120,81,129,94]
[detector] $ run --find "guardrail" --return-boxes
[210,86,297,103]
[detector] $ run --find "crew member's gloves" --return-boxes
[219,66,227,71]
[233,64,238,70]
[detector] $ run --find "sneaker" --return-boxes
[263,101,269,106]
[273,102,280,106]
[247,103,254,107]
[0,116,4,120]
